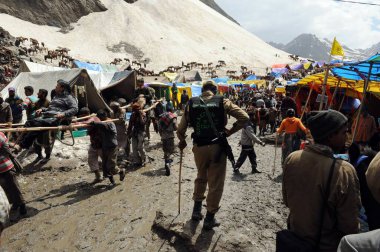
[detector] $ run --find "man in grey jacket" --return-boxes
[234,122,265,174]
[15,79,78,151]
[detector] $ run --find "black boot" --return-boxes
[191,201,203,221]
[109,176,116,185]
[19,204,27,216]
[203,211,220,230]
[165,160,171,176]
[251,166,261,174]
[119,168,126,181]
[233,164,240,174]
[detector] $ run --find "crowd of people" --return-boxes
[0,76,378,251]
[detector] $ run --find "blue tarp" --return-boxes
[331,54,380,82]
[73,60,118,73]
[191,85,202,97]
[245,75,257,80]
[212,77,229,83]
[73,60,103,72]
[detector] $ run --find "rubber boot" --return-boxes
[165,160,171,176]
[203,211,220,230]
[191,201,203,221]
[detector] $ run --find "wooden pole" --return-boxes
[300,83,314,120]
[272,134,278,176]
[142,99,163,113]
[328,79,341,109]
[319,54,332,110]
[0,123,23,128]
[352,63,373,144]
[120,103,132,110]
[0,119,119,133]
[352,62,373,143]
[71,113,96,122]
[293,86,301,100]
[338,91,345,111]
[178,150,183,214]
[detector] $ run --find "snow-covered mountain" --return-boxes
[0,0,289,74]
[269,33,367,61]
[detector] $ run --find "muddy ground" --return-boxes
[1,119,286,252]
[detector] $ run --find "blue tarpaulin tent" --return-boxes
[212,77,229,83]
[191,85,202,97]
[73,60,118,73]
[331,54,380,82]
[245,75,257,80]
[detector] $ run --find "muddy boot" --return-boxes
[91,170,103,184]
[19,204,27,216]
[165,160,171,176]
[119,168,126,181]
[203,212,220,230]
[191,201,203,221]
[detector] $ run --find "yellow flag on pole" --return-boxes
[330,37,345,57]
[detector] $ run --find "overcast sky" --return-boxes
[215,0,380,49]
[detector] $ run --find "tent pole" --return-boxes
[351,63,373,144]
[319,69,330,110]
[328,79,341,109]
[300,83,313,121]
[338,90,345,111]
[293,86,301,100]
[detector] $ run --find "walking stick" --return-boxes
[178,149,183,215]
[272,134,278,176]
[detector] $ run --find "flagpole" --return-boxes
[320,37,344,111]
[319,54,332,111]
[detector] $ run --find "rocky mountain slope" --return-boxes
[269,33,368,61]
[0,0,107,27]
[0,0,289,73]
[0,0,237,27]
[200,0,239,24]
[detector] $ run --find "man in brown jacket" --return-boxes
[177,80,249,230]
[283,110,361,251]
[366,151,380,205]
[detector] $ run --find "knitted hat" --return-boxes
[307,110,348,141]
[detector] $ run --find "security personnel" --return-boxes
[177,80,249,230]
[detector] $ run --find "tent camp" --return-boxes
[17,60,116,90]
[143,76,170,85]
[17,60,67,75]
[1,69,110,113]
[175,70,202,83]
[100,71,136,103]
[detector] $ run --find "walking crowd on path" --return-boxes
[0,76,379,251]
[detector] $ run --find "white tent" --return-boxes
[17,60,67,74]
[2,69,110,113]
